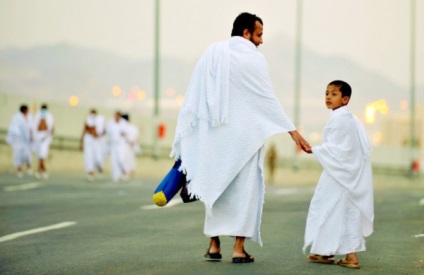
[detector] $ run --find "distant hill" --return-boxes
[0,36,419,132]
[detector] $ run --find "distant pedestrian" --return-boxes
[266,143,277,183]
[80,109,106,182]
[6,104,33,177]
[33,103,54,179]
[121,114,141,177]
[106,111,129,182]
[303,80,374,269]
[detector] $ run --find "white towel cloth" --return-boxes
[171,36,296,214]
[304,106,374,255]
[33,111,54,159]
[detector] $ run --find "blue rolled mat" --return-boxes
[152,159,186,206]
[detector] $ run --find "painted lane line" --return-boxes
[0,221,77,243]
[141,198,184,210]
[414,234,424,238]
[4,182,42,192]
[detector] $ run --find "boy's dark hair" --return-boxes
[231,12,263,37]
[329,80,352,98]
[19,104,28,113]
[41,103,48,109]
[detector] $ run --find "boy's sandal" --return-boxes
[307,254,335,264]
[337,258,360,269]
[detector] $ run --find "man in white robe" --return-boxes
[170,12,310,263]
[80,109,106,182]
[33,104,54,179]
[106,111,130,182]
[6,104,33,177]
[303,80,374,269]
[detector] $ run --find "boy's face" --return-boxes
[325,84,350,110]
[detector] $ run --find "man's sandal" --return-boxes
[307,254,335,264]
[232,250,254,263]
[204,248,222,261]
[337,258,360,269]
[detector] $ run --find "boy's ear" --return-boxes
[342,96,350,105]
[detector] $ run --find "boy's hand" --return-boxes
[289,130,312,153]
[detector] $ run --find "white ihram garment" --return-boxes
[33,111,54,159]
[107,118,129,181]
[171,37,295,245]
[83,114,105,173]
[6,112,33,167]
[123,123,140,173]
[303,106,374,255]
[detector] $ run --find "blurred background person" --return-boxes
[33,103,54,179]
[80,108,106,182]
[266,143,277,184]
[6,104,34,177]
[121,113,141,178]
[106,111,130,182]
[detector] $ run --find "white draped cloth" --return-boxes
[6,112,33,167]
[303,106,374,255]
[106,118,129,181]
[83,114,106,172]
[33,111,54,159]
[171,36,296,245]
[123,122,140,173]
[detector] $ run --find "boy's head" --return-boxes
[325,80,351,110]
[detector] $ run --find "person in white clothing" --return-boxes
[121,114,141,177]
[80,109,106,181]
[170,12,310,263]
[303,80,374,269]
[6,104,33,177]
[33,104,54,179]
[106,111,130,182]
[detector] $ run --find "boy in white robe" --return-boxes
[106,111,130,182]
[80,109,106,182]
[6,104,33,177]
[33,104,54,179]
[303,80,374,269]
[170,12,311,263]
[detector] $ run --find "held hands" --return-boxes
[289,130,312,153]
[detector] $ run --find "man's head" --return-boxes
[19,104,28,115]
[325,80,352,110]
[121,113,130,122]
[231,12,263,47]
[114,111,121,121]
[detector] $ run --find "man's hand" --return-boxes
[289,130,312,153]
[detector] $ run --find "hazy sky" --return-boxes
[0,0,423,87]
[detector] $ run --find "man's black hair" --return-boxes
[19,104,28,113]
[329,80,352,98]
[41,103,48,109]
[231,12,263,37]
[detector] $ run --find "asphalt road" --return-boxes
[0,172,423,274]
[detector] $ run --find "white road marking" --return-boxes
[4,182,42,192]
[0,221,77,243]
[141,198,184,210]
[414,234,424,238]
